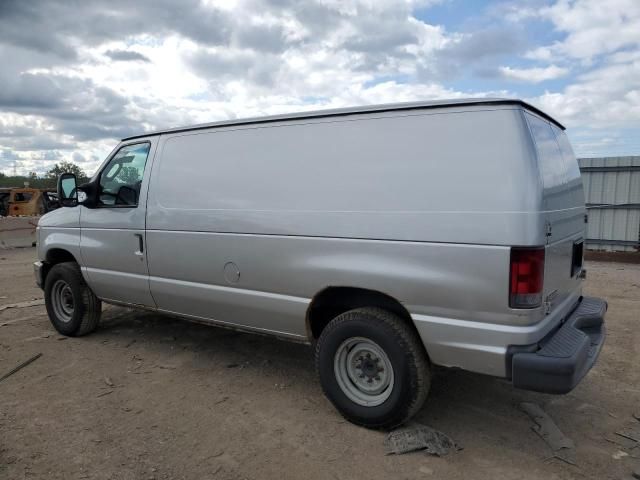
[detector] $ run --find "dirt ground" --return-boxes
[1,247,639,480]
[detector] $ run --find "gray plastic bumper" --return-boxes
[511,296,607,394]
[34,261,45,289]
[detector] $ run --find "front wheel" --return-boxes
[315,307,430,429]
[44,262,102,337]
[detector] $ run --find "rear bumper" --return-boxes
[411,287,584,378]
[510,296,607,394]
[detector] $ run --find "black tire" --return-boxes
[315,307,430,429]
[44,262,102,337]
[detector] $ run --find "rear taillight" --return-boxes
[509,248,545,308]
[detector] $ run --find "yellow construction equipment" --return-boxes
[0,187,58,217]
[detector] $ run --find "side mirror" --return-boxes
[57,173,78,207]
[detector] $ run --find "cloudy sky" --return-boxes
[0,0,639,176]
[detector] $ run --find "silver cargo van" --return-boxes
[35,98,606,429]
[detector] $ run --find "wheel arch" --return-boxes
[306,286,423,346]
[42,248,79,284]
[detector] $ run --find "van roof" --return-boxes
[122,98,564,141]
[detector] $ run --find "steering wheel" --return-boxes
[99,190,121,205]
[100,187,137,206]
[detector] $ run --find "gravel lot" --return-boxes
[1,247,639,480]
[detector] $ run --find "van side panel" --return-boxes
[146,108,543,245]
[144,106,547,376]
[146,232,520,337]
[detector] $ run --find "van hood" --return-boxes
[38,207,80,228]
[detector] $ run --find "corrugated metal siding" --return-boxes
[579,156,640,252]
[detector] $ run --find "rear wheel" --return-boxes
[315,307,430,429]
[44,262,101,336]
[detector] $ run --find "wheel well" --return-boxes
[306,286,416,340]
[43,249,78,282]
[46,248,77,265]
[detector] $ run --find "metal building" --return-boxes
[579,156,640,252]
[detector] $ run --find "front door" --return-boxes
[80,140,156,307]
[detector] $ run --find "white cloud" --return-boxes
[531,55,640,129]
[538,0,640,61]
[1,0,639,174]
[524,46,555,62]
[499,65,569,83]
[2,0,474,177]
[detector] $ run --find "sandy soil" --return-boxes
[1,247,639,480]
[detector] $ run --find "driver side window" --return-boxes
[99,143,151,207]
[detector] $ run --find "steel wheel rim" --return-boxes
[333,337,394,407]
[51,279,74,323]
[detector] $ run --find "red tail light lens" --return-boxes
[509,248,545,308]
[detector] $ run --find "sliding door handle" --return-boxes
[134,233,144,257]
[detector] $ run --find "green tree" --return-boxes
[46,161,88,181]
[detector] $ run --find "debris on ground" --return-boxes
[0,298,44,312]
[104,376,115,387]
[605,433,638,449]
[384,423,461,456]
[612,450,629,460]
[0,353,42,383]
[520,402,576,465]
[616,421,640,443]
[155,363,177,370]
[23,331,51,341]
[607,415,640,463]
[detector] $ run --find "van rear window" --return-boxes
[525,112,566,189]
[551,124,581,181]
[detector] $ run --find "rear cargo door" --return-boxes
[525,113,585,315]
